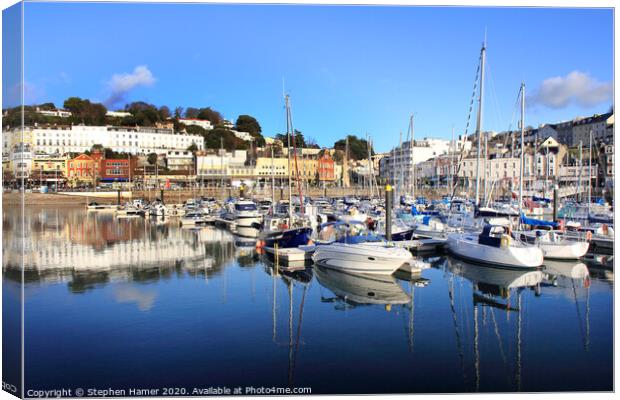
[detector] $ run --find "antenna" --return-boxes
[483,27,487,48]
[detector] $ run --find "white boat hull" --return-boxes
[312,242,413,275]
[447,233,544,269]
[537,240,589,260]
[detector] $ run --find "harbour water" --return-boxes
[3,207,613,394]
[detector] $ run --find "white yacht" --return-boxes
[515,229,589,260]
[447,225,544,269]
[222,200,263,228]
[312,222,414,275]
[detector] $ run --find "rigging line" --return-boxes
[504,87,522,151]
[448,276,468,380]
[451,55,481,198]
[489,307,509,377]
[486,59,505,133]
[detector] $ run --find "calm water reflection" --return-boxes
[2,207,613,394]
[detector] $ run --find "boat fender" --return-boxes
[586,231,593,242]
[500,234,511,248]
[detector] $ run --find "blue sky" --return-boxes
[13,3,615,151]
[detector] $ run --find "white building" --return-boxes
[10,143,34,180]
[106,111,132,118]
[196,150,247,177]
[231,130,253,141]
[36,108,72,118]
[166,150,195,171]
[381,138,453,188]
[179,118,213,130]
[24,125,203,155]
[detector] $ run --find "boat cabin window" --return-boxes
[235,203,257,211]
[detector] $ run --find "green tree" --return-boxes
[235,114,265,146]
[147,153,158,165]
[197,107,223,125]
[334,135,374,161]
[125,102,161,126]
[187,143,199,152]
[184,107,200,118]
[204,128,248,151]
[158,106,171,121]
[63,97,107,125]
[174,106,184,119]
[275,130,306,148]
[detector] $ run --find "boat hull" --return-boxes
[312,242,412,275]
[447,233,544,269]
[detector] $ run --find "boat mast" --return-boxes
[474,39,487,207]
[285,95,293,221]
[288,97,304,216]
[588,129,592,211]
[399,131,403,201]
[578,141,583,203]
[449,126,455,197]
[366,133,373,199]
[271,146,275,215]
[410,114,416,199]
[518,82,525,228]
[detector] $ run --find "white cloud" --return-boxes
[105,65,155,107]
[528,71,612,109]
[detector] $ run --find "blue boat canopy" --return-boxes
[520,213,559,228]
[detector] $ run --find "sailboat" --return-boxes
[447,50,544,268]
[260,94,314,250]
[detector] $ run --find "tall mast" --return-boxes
[271,146,275,215]
[220,136,224,199]
[285,95,293,220]
[483,131,488,205]
[474,39,486,207]
[288,98,304,216]
[399,131,403,201]
[578,141,583,203]
[518,82,525,225]
[366,133,372,199]
[410,114,416,198]
[449,126,455,197]
[588,129,592,209]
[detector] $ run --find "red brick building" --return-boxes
[67,151,135,186]
[318,153,335,182]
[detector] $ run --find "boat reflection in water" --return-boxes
[263,258,313,387]
[314,264,410,307]
[541,260,592,353]
[444,257,544,392]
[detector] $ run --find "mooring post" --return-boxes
[385,184,393,242]
[553,186,559,223]
[160,189,164,204]
[117,189,121,206]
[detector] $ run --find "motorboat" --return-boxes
[312,222,414,275]
[412,215,458,239]
[447,225,544,269]
[221,199,263,228]
[373,218,416,241]
[115,203,145,218]
[86,201,118,212]
[180,211,211,226]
